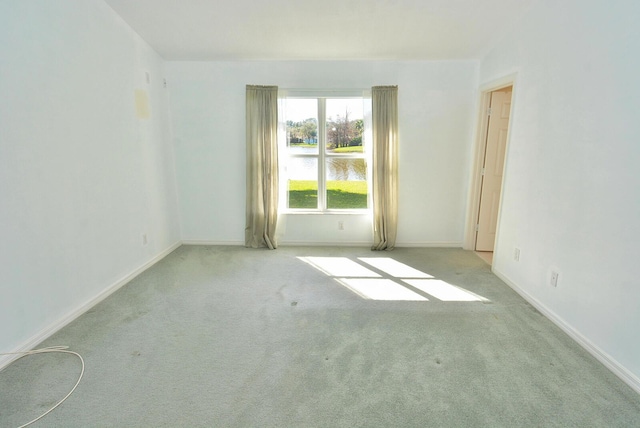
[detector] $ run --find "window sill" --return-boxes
[281,210,371,216]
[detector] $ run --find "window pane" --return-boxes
[288,157,318,209]
[326,158,368,209]
[325,98,364,154]
[285,99,318,154]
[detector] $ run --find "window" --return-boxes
[282,94,371,211]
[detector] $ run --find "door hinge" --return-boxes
[487,107,492,116]
[481,167,486,176]
[475,224,480,232]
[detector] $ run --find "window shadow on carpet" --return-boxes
[298,256,489,302]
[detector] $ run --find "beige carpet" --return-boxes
[1,245,639,427]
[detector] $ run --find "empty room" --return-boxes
[1,0,639,426]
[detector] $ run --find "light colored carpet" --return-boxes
[1,246,639,427]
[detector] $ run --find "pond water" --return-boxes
[286,147,366,181]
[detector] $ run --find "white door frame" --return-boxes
[463,73,517,253]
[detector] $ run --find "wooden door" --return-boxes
[476,87,511,251]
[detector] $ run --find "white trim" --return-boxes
[280,210,371,216]
[181,240,462,248]
[278,241,461,248]
[396,241,462,248]
[463,88,492,250]
[181,239,244,246]
[493,268,640,395]
[279,240,372,247]
[479,73,518,92]
[281,94,370,213]
[278,241,373,248]
[0,241,182,371]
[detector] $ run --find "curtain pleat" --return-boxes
[371,86,398,251]
[245,85,279,249]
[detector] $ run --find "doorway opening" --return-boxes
[464,76,516,265]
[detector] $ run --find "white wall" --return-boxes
[481,0,640,386]
[0,0,180,356]
[166,61,478,246]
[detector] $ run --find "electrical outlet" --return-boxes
[338,221,344,230]
[550,271,559,287]
[514,248,520,261]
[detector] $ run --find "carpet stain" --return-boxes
[291,301,298,307]
[39,400,58,409]
[122,310,149,324]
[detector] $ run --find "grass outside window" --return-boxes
[288,180,367,209]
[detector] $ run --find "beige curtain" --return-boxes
[371,86,399,251]
[245,85,279,249]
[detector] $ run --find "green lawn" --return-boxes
[290,144,363,154]
[330,146,364,153]
[288,180,367,209]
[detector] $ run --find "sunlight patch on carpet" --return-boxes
[298,256,489,302]
[358,257,434,278]
[337,278,428,301]
[403,279,488,302]
[298,257,380,278]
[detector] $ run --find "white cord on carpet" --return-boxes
[1,346,85,428]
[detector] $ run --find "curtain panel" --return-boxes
[371,85,399,250]
[245,85,279,249]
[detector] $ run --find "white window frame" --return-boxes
[279,89,372,214]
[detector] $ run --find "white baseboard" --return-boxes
[0,241,182,371]
[279,240,373,247]
[181,239,244,246]
[181,240,463,248]
[281,241,463,248]
[184,240,372,247]
[493,268,640,395]
[396,241,462,248]
[182,239,462,248]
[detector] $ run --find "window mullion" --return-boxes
[318,98,327,211]
[283,94,370,212]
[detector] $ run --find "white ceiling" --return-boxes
[104,0,536,61]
